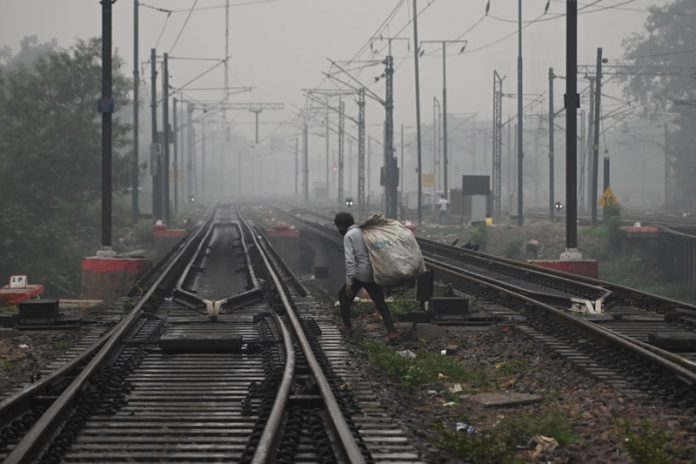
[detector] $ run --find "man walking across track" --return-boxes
[334,212,397,340]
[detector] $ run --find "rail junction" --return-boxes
[0,203,423,464]
[269,202,696,406]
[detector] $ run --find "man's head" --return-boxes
[334,212,355,236]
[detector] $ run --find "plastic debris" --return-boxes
[396,349,417,359]
[448,383,463,393]
[440,349,447,356]
[456,422,477,435]
[530,435,559,457]
[438,373,449,381]
[442,401,456,407]
[18,344,29,349]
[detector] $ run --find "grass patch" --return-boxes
[0,305,17,315]
[469,224,489,251]
[620,420,684,464]
[351,288,419,318]
[3,359,23,377]
[494,359,527,376]
[503,238,524,260]
[51,339,73,351]
[435,423,520,464]
[499,412,578,447]
[434,410,577,463]
[363,341,491,392]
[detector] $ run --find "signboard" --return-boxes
[9,275,28,289]
[598,186,619,207]
[462,175,490,196]
[422,173,436,189]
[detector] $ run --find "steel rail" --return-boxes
[418,236,611,301]
[423,256,608,313]
[278,203,696,314]
[0,218,209,427]
[239,209,367,464]
[4,209,216,464]
[0,322,119,425]
[427,260,696,385]
[270,203,696,384]
[250,311,296,464]
[172,221,263,310]
[250,222,307,298]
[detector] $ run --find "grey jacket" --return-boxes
[343,225,373,285]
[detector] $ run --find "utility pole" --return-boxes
[400,124,405,218]
[150,48,160,220]
[433,97,441,193]
[162,53,170,225]
[294,136,298,197]
[507,120,512,212]
[132,0,139,224]
[664,123,670,207]
[442,42,448,198]
[548,68,555,219]
[565,0,579,252]
[591,47,603,225]
[384,55,397,219]
[492,71,504,218]
[358,88,366,213]
[303,121,309,204]
[338,100,345,206]
[224,0,230,99]
[419,39,467,199]
[412,0,423,224]
[201,116,206,203]
[348,139,354,198]
[173,97,178,214]
[325,98,330,196]
[100,0,114,249]
[517,0,524,226]
[579,108,586,209]
[367,136,371,202]
[584,79,595,213]
[187,103,194,202]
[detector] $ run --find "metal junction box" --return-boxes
[431,297,469,322]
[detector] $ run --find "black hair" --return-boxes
[334,212,355,228]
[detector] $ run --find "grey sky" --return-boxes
[0,0,666,141]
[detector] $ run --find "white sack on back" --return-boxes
[360,215,426,286]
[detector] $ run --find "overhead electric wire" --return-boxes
[169,0,200,54]
[551,0,696,17]
[173,57,229,92]
[168,0,283,12]
[153,11,173,49]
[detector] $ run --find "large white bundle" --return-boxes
[360,215,426,286]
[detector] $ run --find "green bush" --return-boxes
[363,342,490,392]
[620,420,683,464]
[434,411,576,463]
[503,239,524,259]
[469,224,489,250]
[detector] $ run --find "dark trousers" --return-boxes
[338,279,396,332]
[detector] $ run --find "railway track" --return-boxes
[268,203,696,404]
[525,208,696,236]
[0,203,423,463]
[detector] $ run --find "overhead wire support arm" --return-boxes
[326,59,385,105]
[223,102,285,144]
